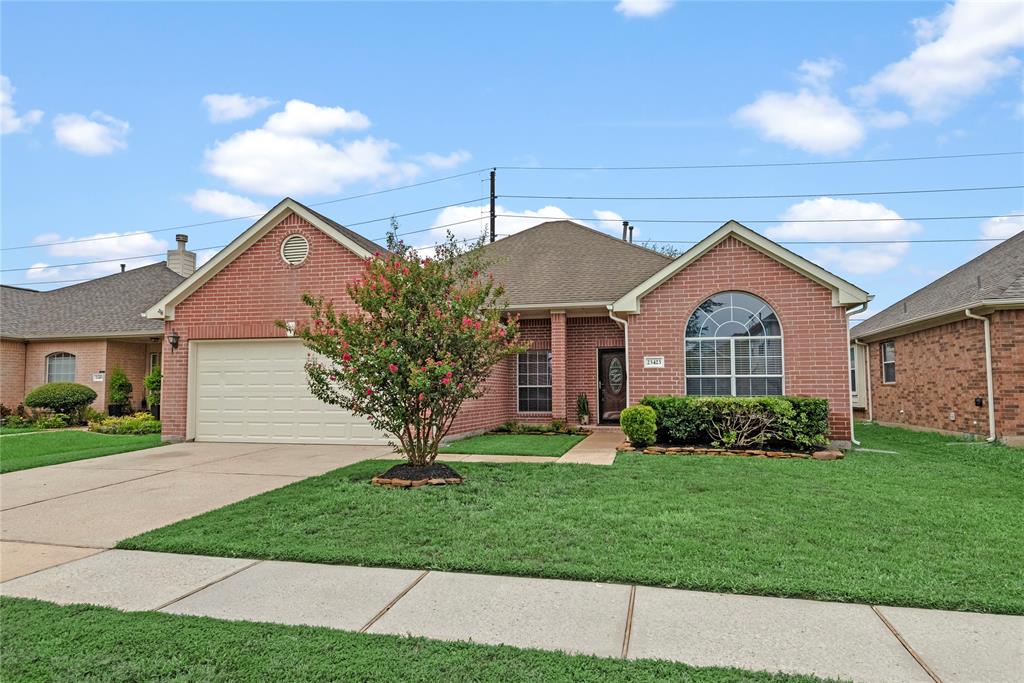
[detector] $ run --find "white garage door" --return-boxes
[192,340,389,444]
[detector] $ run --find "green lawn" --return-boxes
[0,598,824,683]
[0,426,39,435]
[119,423,1024,614]
[0,430,163,473]
[440,433,585,456]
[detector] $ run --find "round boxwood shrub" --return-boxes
[24,383,97,421]
[620,404,657,447]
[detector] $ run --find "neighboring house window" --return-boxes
[881,341,896,384]
[684,291,783,396]
[850,346,856,392]
[518,350,552,412]
[46,352,76,383]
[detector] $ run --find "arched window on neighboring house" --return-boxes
[684,291,783,397]
[46,352,76,383]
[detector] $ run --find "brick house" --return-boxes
[851,232,1024,445]
[145,198,869,446]
[0,237,196,413]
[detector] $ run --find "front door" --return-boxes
[598,349,627,424]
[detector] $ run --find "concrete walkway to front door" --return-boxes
[3,547,1020,683]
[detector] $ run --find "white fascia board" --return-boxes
[145,198,375,320]
[610,221,870,313]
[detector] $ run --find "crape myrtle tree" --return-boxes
[292,229,524,469]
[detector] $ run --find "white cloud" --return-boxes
[796,58,843,89]
[418,205,631,250]
[615,0,673,18]
[864,109,910,129]
[853,1,1024,119]
[205,129,413,196]
[734,89,865,154]
[1,75,43,134]
[195,248,220,268]
[263,99,370,136]
[186,189,267,218]
[52,111,129,155]
[980,212,1023,239]
[202,93,275,122]
[25,231,170,281]
[591,209,626,235]
[767,197,922,275]
[416,150,472,169]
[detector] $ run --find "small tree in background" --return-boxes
[292,230,524,473]
[108,366,133,415]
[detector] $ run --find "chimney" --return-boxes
[622,220,628,241]
[166,233,196,277]
[120,263,126,273]
[628,224,634,243]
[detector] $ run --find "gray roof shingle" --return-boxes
[0,262,184,339]
[851,231,1024,338]
[478,220,672,307]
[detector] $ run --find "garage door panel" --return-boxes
[193,340,389,445]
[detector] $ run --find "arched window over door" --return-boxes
[684,291,783,396]
[46,352,76,383]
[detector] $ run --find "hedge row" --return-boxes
[620,395,829,451]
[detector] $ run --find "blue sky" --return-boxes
[2,0,1022,319]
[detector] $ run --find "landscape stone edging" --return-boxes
[615,443,843,460]
[371,476,465,488]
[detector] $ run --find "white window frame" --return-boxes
[148,352,160,372]
[46,352,76,383]
[517,350,553,413]
[881,341,896,384]
[683,292,785,397]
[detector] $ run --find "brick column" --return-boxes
[550,311,567,420]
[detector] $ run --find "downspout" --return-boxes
[964,308,996,442]
[846,302,868,446]
[608,307,630,407]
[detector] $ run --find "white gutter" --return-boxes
[607,307,630,407]
[846,302,868,446]
[964,308,996,442]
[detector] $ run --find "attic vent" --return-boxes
[281,234,309,265]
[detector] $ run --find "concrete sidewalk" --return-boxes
[3,548,1020,683]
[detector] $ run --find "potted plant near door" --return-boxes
[107,366,133,417]
[576,393,591,425]
[143,366,161,419]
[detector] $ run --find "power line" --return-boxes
[497,212,1024,225]
[344,197,488,228]
[0,245,228,273]
[501,184,1024,202]
[495,150,1024,171]
[640,237,1014,245]
[0,169,491,252]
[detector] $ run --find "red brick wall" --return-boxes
[23,340,108,410]
[161,212,368,440]
[1,340,26,408]
[626,236,853,441]
[566,317,625,423]
[868,310,1023,440]
[991,310,1023,439]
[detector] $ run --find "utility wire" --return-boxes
[344,197,488,228]
[0,169,491,252]
[501,184,1024,202]
[495,151,1024,171]
[640,237,1014,245]
[496,212,1024,225]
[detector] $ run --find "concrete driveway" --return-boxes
[0,441,392,581]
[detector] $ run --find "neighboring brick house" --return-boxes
[145,198,869,447]
[851,232,1024,445]
[0,237,196,413]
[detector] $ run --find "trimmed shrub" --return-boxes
[144,366,161,407]
[620,405,657,447]
[108,367,133,412]
[89,412,161,435]
[640,395,829,451]
[24,383,97,422]
[3,415,30,429]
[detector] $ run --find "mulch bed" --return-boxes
[616,443,843,460]
[372,462,465,488]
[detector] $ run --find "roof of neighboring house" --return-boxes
[851,231,1024,339]
[0,262,185,340]
[478,220,673,307]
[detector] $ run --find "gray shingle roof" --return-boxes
[851,231,1024,338]
[303,204,387,255]
[478,220,672,307]
[0,262,184,339]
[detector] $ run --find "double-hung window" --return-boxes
[881,341,896,384]
[684,291,783,396]
[46,352,76,383]
[517,350,552,412]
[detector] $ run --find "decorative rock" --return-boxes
[812,450,843,461]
